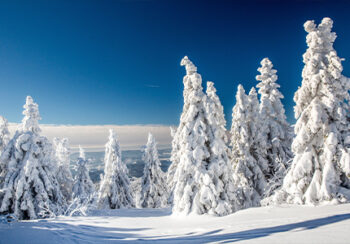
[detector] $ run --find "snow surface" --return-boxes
[1,204,349,243]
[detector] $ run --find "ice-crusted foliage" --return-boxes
[256,58,293,197]
[171,56,236,216]
[0,97,65,220]
[270,18,350,205]
[230,85,266,208]
[72,147,95,204]
[139,133,168,208]
[21,96,41,135]
[0,116,10,155]
[53,138,73,202]
[98,130,133,209]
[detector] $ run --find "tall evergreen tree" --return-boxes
[139,133,168,208]
[54,138,73,202]
[98,130,133,209]
[167,58,199,192]
[205,81,238,211]
[256,58,293,197]
[72,146,95,203]
[230,85,266,208]
[0,96,65,220]
[271,18,350,205]
[171,56,236,216]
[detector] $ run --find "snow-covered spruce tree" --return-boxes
[171,56,236,216]
[72,146,95,203]
[167,58,205,193]
[256,58,293,197]
[53,138,73,202]
[139,133,168,208]
[0,96,65,220]
[205,81,228,143]
[230,85,267,208]
[97,130,133,209]
[0,116,10,155]
[270,18,350,205]
[205,81,239,211]
[248,87,270,181]
[167,56,203,196]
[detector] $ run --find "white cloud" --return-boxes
[8,123,172,152]
[145,84,161,88]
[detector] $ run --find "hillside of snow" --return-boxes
[1,204,349,243]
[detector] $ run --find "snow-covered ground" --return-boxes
[1,204,349,243]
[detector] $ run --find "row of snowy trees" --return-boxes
[0,97,168,219]
[168,17,350,216]
[167,55,293,216]
[0,17,349,220]
[72,131,168,211]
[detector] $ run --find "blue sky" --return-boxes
[0,0,349,126]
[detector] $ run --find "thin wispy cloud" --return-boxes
[145,84,161,88]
